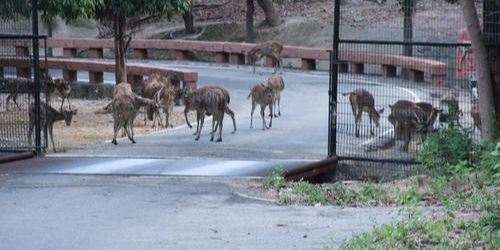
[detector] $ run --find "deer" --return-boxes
[267,73,285,117]
[183,86,229,142]
[439,93,461,124]
[415,102,443,133]
[111,82,156,145]
[248,83,274,130]
[1,71,71,111]
[28,102,77,153]
[247,41,283,73]
[342,88,384,138]
[182,86,237,136]
[141,72,173,128]
[388,100,441,151]
[471,103,481,133]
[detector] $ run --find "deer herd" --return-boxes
[0,40,481,153]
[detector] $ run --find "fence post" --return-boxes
[328,0,340,158]
[32,0,42,155]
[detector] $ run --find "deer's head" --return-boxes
[62,109,77,126]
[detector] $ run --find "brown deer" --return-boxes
[439,93,460,124]
[155,85,176,129]
[388,100,440,151]
[28,102,78,153]
[471,103,481,133]
[342,88,384,137]
[111,82,155,145]
[415,102,442,133]
[48,78,72,110]
[183,86,229,142]
[2,77,35,111]
[267,73,285,117]
[248,83,274,130]
[247,41,283,73]
[141,72,173,128]
[182,86,236,135]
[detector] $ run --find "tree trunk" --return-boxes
[460,0,496,141]
[256,0,280,27]
[183,1,195,34]
[114,14,127,84]
[483,0,500,134]
[246,0,255,43]
[401,0,414,79]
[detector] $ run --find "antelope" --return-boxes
[28,102,77,153]
[388,100,441,151]
[183,86,229,142]
[111,82,156,145]
[267,73,285,117]
[342,88,384,137]
[248,83,274,130]
[247,41,283,73]
[471,103,481,133]
[182,86,236,135]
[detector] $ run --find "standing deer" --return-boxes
[183,86,229,142]
[267,73,285,117]
[471,103,481,133]
[111,83,155,145]
[248,83,274,130]
[28,102,77,153]
[247,41,283,73]
[48,78,72,110]
[388,100,441,151]
[342,88,384,137]
[182,86,237,135]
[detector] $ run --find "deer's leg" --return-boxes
[260,104,269,130]
[368,111,374,136]
[210,116,215,141]
[125,119,135,144]
[195,110,205,141]
[268,104,273,127]
[48,124,56,152]
[112,115,121,145]
[354,108,362,138]
[216,113,223,142]
[250,100,256,128]
[225,106,237,134]
[184,107,192,129]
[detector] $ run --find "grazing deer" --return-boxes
[248,83,274,130]
[267,73,285,117]
[183,86,229,142]
[155,85,176,129]
[388,100,441,151]
[342,88,384,137]
[141,72,173,128]
[471,103,481,133]
[182,86,237,135]
[2,77,35,111]
[415,102,442,133]
[247,41,283,73]
[439,93,460,124]
[111,83,156,145]
[28,102,77,153]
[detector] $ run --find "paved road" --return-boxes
[2,60,425,176]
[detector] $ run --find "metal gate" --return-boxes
[0,1,47,154]
[329,0,483,179]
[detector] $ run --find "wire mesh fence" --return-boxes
[331,0,491,179]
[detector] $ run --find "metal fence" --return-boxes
[330,0,488,179]
[0,2,47,154]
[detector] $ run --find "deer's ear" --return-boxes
[378,108,384,114]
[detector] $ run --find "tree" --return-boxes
[459,0,497,141]
[182,0,195,34]
[1,0,190,84]
[246,0,281,43]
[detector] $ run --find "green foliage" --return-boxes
[0,0,190,23]
[478,141,500,185]
[290,178,327,205]
[417,122,475,176]
[264,165,286,192]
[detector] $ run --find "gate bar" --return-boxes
[328,0,341,158]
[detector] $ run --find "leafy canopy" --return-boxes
[0,0,189,23]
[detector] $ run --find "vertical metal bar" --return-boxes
[32,0,41,155]
[328,0,340,158]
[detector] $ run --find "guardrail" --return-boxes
[3,38,448,87]
[0,57,198,89]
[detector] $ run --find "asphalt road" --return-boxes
[2,60,423,176]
